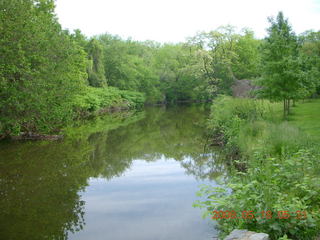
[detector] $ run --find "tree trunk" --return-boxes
[283,99,291,119]
[283,99,287,119]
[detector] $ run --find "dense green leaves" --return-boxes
[0,2,145,137]
[200,96,320,239]
[187,26,262,96]
[72,86,145,118]
[232,30,261,79]
[1,3,319,139]
[86,39,107,87]
[258,12,320,117]
[299,30,320,96]
[0,0,88,135]
[194,150,320,240]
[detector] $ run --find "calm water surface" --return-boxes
[0,104,225,240]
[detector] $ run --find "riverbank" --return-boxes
[72,86,145,119]
[0,104,217,240]
[194,96,320,240]
[0,86,145,141]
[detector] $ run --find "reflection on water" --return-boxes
[0,104,225,240]
[72,159,212,240]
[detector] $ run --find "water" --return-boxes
[0,104,225,240]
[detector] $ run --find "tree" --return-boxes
[232,29,261,79]
[0,0,87,136]
[259,12,302,118]
[97,35,162,102]
[186,26,263,99]
[153,43,210,102]
[86,39,107,87]
[299,30,320,97]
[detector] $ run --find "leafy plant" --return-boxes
[194,149,320,240]
[72,86,145,118]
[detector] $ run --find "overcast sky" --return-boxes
[55,0,320,43]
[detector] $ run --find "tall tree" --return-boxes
[86,39,107,87]
[187,26,245,96]
[232,29,261,79]
[98,35,162,102]
[299,30,320,97]
[259,12,301,118]
[0,0,87,136]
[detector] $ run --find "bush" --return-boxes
[207,95,280,159]
[200,95,320,239]
[72,86,145,118]
[120,90,146,108]
[208,96,277,129]
[194,150,320,240]
[207,96,312,159]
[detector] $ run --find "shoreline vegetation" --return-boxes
[1,2,319,143]
[1,2,320,239]
[193,15,319,240]
[0,86,146,141]
[194,96,320,240]
[0,98,211,141]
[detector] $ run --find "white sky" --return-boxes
[55,0,320,43]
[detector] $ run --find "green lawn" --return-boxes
[289,99,320,141]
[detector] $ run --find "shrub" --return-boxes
[207,96,311,160]
[120,90,146,108]
[72,86,145,118]
[201,95,320,239]
[207,95,280,159]
[208,96,277,130]
[194,149,320,240]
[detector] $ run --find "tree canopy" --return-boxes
[1,2,319,136]
[258,12,320,117]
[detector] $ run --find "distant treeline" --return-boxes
[1,0,319,136]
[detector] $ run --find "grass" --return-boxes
[289,99,320,141]
[197,96,320,239]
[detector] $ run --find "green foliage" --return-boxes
[207,96,279,155]
[187,26,238,96]
[289,99,320,141]
[207,96,313,158]
[232,30,261,79]
[95,34,213,103]
[1,2,319,143]
[194,149,320,240]
[299,31,320,96]
[200,96,320,239]
[97,34,163,103]
[187,26,262,96]
[86,39,107,87]
[260,122,311,156]
[72,86,145,118]
[257,12,317,117]
[153,43,210,102]
[119,90,146,108]
[209,96,275,127]
[93,27,262,104]
[0,2,149,137]
[0,0,88,136]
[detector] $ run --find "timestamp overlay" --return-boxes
[211,210,309,220]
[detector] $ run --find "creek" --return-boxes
[0,104,225,240]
